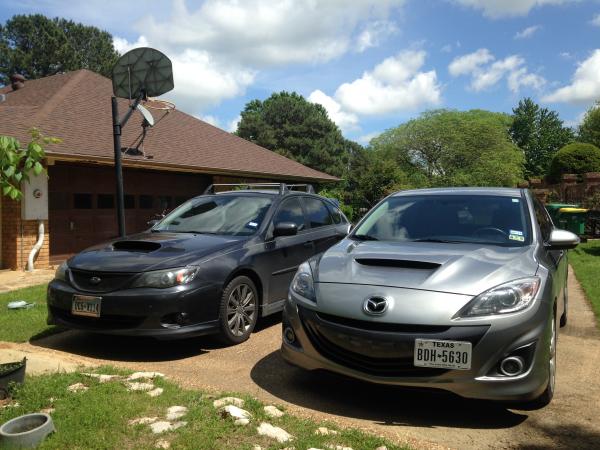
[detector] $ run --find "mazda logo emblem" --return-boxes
[89,276,102,285]
[363,296,389,315]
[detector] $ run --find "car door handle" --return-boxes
[303,241,314,248]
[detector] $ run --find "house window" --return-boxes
[49,192,69,210]
[139,195,153,209]
[73,193,93,209]
[97,194,115,209]
[124,195,135,209]
[157,195,173,211]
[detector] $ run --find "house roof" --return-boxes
[0,70,338,182]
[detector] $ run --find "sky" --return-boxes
[2,0,600,145]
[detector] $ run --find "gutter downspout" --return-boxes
[26,220,44,272]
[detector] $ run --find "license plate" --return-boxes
[72,295,102,318]
[414,339,472,370]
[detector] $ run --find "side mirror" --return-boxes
[546,229,580,250]
[273,222,298,238]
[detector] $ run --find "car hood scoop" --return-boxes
[112,240,162,252]
[68,232,244,273]
[315,239,538,296]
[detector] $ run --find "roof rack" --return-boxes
[202,183,315,195]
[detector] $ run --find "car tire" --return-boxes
[560,286,568,328]
[217,276,259,345]
[525,313,557,409]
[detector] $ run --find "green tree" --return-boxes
[370,109,524,187]
[548,142,600,182]
[235,92,353,177]
[578,102,600,149]
[509,97,574,178]
[0,129,59,200]
[0,14,119,83]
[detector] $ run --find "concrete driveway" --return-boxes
[31,268,600,449]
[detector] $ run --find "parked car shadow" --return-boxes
[250,350,528,430]
[30,313,283,363]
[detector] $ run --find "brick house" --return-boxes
[0,70,337,270]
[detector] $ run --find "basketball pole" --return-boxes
[111,94,143,238]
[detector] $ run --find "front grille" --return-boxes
[69,269,135,293]
[299,306,489,377]
[50,306,143,329]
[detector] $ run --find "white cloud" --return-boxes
[449,49,545,93]
[448,48,494,76]
[112,35,148,54]
[514,25,541,39]
[308,90,359,131]
[560,51,573,59]
[194,114,240,132]
[543,49,600,104]
[335,50,442,115]
[355,20,398,53]
[198,114,220,127]
[136,0,405,66]
[451,0,578,18]
[227,115,241,133]
[356,131,381,145]
[590,13,600,27]
[563,111,586,128]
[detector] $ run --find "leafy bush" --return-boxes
[548,142,600,182]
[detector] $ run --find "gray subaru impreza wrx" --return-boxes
[281,188,579,407]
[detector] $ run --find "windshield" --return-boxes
[353,194,531,247]
[154,195,273,236]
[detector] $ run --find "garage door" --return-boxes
[48,162,210,260]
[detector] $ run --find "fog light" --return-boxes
[283,327,296,344]
[500,356,525,376]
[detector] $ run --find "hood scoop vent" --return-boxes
[355,258,441,270]
[112,240,161,252]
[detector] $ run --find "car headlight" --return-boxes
[290,261,315,301]
[131,266,199,289]
[455,277,541,318]
[55,261,69,281]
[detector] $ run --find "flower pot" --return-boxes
[0,413,55,448]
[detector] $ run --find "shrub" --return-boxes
[548,142,600,182]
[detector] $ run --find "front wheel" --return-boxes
[526,313,557,409]
[217,276,259,345]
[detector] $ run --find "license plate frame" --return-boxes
[414,338,472,370]
[71,295,102,318]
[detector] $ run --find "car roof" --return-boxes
[391,187,524,197]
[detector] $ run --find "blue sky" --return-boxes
[2,0,600,144]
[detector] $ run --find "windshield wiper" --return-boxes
[352,234,379,241]
[411,238,465,244]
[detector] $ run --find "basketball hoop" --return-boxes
[142,98,176,111]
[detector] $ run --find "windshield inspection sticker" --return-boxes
[510,229,523,236]
[248,222,258,228]
[512,198,520,203]
[509,234,525,242]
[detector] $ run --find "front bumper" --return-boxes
[47,279,221,339]
[281,296,553,402]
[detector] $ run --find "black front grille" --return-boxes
[299,306,489,378]
[50,306,143,329]
[69,269,135,293]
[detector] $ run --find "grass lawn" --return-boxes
[0,284,61,342]
[570,240,600,326]
[0,368,409,450]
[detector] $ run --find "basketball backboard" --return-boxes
[112,47,174,99]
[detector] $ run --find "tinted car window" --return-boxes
[325,201,345,224]
[155,195,273,236]
[354,194,530,247]
[534,199,553,242]
[303,197,333,228]
[273,198,305,231]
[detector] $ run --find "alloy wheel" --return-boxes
[226,283,256,337]
[548,316,557,395]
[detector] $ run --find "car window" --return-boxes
[534,199,553,242]
[272,197,305,231]
[353,194,530,247]
[303,197,334,229]
[155,195,273,236]
[325,201,345,224]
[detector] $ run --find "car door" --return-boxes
[535,198,568,312]
[262,197,315,313]
[301,196,346,254]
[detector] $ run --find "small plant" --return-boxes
[0,128,60,200]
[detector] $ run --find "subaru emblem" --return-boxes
[363,296,388,315]
[89,276,102,285]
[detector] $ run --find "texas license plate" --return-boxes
[72,295,102,318]
[414,339,472,370]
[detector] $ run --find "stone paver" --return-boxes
[0,269,54,293]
